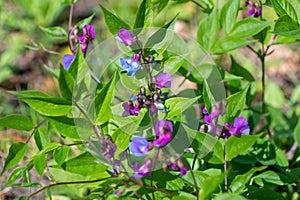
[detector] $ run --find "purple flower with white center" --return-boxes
[120,53,142,76]
[153,120,173,147]
[116,28,138,46]
[129,136,150,156]
[133,159,152,178]
[225,116,250,136]
[62,54,75,70]
[155,72,172,89]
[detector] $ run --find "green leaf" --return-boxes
[62,152,107,176]
[134,0,153,32]
[43,64,59,79]
[203,79,216,113]
[275,147,289,167]
[0,114,34,131]
[44,116,80,139]
[1,142,28,175]
[244,186,284,199]
[294,120,300,146]
[253,171,285,186]
[63,0,79,5]
[230,166,267,194]
[226,134,258,161]
[225,85,249,122]
[59,65,74,100]
[95,72,116,124]
[172,192,197,200]
[199,173,224,200]
[229,19,273,38]
[34,129,50,151]
[33,153,46,176]
[229,56,255,82]
[220,0,240,34]
[144,14,178,49]
[211,37,256,54]
[273,15,300,38]
[40,26,68,39]
[40,142,61,154]
[156,0,169,14]
[54,146,70,166]
[76,14,95,29]
[265,81,285,108]
[165,96,200,119]
[214,193,247,200]
[100,5,131,35]
[271,0,298,21]
[5,166,27,187]
[197,7,219,51]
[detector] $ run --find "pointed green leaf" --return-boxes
[229,19,273,38]
[59,65,74,100]
[134,0,153,32]
[271,0,298,21]
[5,166,27,187]
[165,96,200,119]
[197,7,219,51]
[100,5,131,35]
[44,116,80,139]
[203,79,216,113]
[214,194,247,200]
[0,114,34,131]
[230,166,267,194]
[76,14,95,29]
[40,26,68,39]
[62,152,107,176]
[212,37,256,54]
[226,134,258,161]
[1,142,28,175]
[274,15,300,38]
[54,146,70,166]
[220,0,240,34]
[199,173,224,200]
[225,85,249,121]
[294,120,300,146]
[33,153,46,176]
[95,72,116,124]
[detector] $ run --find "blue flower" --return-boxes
[129,136,150,156]
[120,54,141,76]
[62,54,75,70]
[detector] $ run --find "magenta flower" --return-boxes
[244,0,261,17]
[155,72,172,89]
[225,116,250,135]
[116,28,138,46]
[62,54,75,70]
[133,159,152,178]
[77,24,95,53]
[153,120,173,147]
[120,53,142,76]
[129,136,151,156]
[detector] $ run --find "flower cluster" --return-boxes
[201,101,250,138]
[163,157,187,176]
[122,72,172,117]
[62,24,95,69]
[244,0,261,17]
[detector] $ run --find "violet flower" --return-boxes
[62,54,75,70]
[129,136,151,156]
[78,25,95,53]
[133,159,152,178]
[155,72,172,89]
[244,0,261,17]
[116,28,138,46]
[153,120,173,147]
[225,116,250,136]
[100,138,117,159]
[120,53,142,76]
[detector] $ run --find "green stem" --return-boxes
[224,139,227,192]
[26,119,47,144]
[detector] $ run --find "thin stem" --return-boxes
[73,101,103,140]
[191,0,205,9]
[224,139,227,192]
[28,177,112,198]
[192,154,197,170]
[68,0,74,31]
[26,120,47,144]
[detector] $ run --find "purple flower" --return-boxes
[120,54,141,76]
[244,0,261,17]
[155,72,172,89]
[133,159,152,178]
[225,116,250,135]
[153,120,173,147]
[100,138,117,159]
[129,136,150,156]
[77,24,95,53]
[115,189,124,196]
[122,101,141,116]
[116,28,138,46]
[62,54,75,70]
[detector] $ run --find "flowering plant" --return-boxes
[0,0,300,199]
